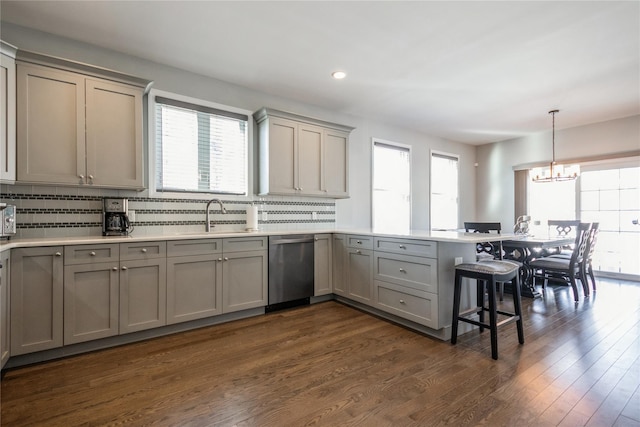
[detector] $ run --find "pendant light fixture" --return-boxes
[532,109,579,183]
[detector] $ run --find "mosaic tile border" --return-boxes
[1,190,336,237]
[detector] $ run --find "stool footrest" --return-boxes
[456,314,520,330]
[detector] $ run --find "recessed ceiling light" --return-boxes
[332,71,347,80]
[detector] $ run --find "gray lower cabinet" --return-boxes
[1,249,11,367]
[372,237,439,329]
[314,234,333,296]
[166,237,267,323]
[346,247,374,304]
[221,250,268,313]
[166,253,223,324]
[119,242,167,334]
[221,237,268,313]
[64,262,119,345]
[10,246,64,356]
[332,234,347,296]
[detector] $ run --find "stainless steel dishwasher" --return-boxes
[267,234,314,312]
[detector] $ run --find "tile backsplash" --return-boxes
[0,184,336,238]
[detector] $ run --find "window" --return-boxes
[580,164,640,277]
[527,172,577,226]
[430,152,459,230]
[372,139,411,232]
[154,95,249,195]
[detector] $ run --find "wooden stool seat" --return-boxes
[451,260,524,360]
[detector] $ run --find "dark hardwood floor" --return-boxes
[1,278,639,426]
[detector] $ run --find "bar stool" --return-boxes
[451,259,524,360]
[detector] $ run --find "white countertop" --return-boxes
[0,229,524,251]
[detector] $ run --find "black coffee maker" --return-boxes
[103,198,131,236]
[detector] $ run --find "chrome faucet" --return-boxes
[205,198,227,232]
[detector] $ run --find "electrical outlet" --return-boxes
[312,211,318,220]
[262,211,268,221]
[454,257,463,266]
[128,210,136,222]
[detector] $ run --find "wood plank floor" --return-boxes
[1,278,639,426]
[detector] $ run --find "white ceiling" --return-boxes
[1,1,638,145]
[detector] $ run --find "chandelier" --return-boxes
[531,110,579,183]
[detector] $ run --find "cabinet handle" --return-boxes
[90,251,96,256]
[55,252,62,257]
[224,257,229,261]
[218,258,223,262]
[399,268,406,273]
[356,240,362,244]
[121,266,128,270]
[356,250,361,254]
[399,299,406,304]
[399,245,406,249]
[112,267,118,271]
[141,248,147,253]
[88,175,94,180]
[315,238,318,241]
[79,174,85,179]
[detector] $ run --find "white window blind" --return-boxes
[155,97,248,195]
[373,140,411,232]
[430,152,459,230]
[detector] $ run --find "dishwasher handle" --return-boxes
[270,237,314,245]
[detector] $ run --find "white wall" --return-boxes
[476,115,640,230]
[1,22,476,231]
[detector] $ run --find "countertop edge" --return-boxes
[0,229,525,251]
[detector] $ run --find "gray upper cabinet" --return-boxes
[15,51,151,190]
[0,41,17,184]
[254,107,353,198]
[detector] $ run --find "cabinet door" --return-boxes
[86,79,143,189]
[11,247,64,355]
[16,63,86,185]
[1,50,16,183]
[222,250,267,313]
[298,124,323,195]
[323,129,349,197]
[314,234,333,296]
[346,248,374,304]
[267,117,297,194]
[1,250,10,367]
[120,258,167,334]
[332,235,347,296]
[64,263,119,345]
[167,254,222,324]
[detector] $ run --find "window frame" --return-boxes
[429,150,460,231]
[371,138,412,232]
[148,89,254,200]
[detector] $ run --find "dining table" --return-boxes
[502,235,575,298]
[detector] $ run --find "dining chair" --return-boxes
[529,222,592,302]
[547,222,599,293]
[464,222,505,300]
[545,219,581,256]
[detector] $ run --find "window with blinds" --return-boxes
[430,151,459,230]
[155,97,248,195]
[373,139,411,232]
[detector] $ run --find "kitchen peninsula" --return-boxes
[0,229,520,369]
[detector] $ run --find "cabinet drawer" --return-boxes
[64,244,119,265]
[373,252,437,294]
[120,241,166,260]
[222,236,267,253]
[347,235,373,249]
[167,239,222,257]
[374,280,438,329]
[374,237,437,257]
